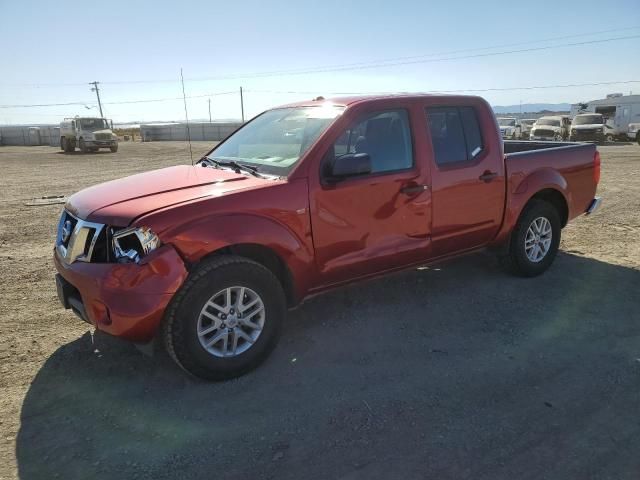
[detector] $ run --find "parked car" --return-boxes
[570,113,607,144]
[519,119,536,137]
[53,94,602,380]
[627,123,640,144]
[530,115,570,141]
[497,117,521,139]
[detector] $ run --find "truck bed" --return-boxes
[503,140,598,224]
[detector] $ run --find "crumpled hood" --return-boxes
[65,165,277,225]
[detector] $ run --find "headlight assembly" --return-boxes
[112,226,161,263]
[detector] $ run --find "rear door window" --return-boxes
[426,106,484,166]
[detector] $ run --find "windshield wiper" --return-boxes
[202,157,261,177]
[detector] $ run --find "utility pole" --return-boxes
[89,81,104,118]
[240,86,245,123]
[208,98,212,123]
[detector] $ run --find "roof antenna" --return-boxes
[180,68,194,165]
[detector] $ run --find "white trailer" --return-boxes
[570,94,640,140]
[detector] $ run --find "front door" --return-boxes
[310,108,431,286]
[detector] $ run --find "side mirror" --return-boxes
[330,153,371,179]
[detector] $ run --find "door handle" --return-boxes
[479,171,498,183]
[400,184,428,195]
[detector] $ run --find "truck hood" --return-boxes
[532,125,561,132]
[65,165,278,225]
[572,124,604,130]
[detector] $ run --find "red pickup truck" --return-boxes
[54,94,601,380]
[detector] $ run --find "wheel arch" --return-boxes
[201,243,298,307]
[492,168,570,246]
[528,188,569,227]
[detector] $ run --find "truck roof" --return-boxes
[277,93,482,108]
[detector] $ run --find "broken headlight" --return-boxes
[112,227,161,263]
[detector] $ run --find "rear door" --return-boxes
[424,102,506,256]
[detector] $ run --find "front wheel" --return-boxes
[636,132,640,146]
[162,255,286,380]
[110,144,118,153]
[499,199,561,277]
[79,139,88,153]
[554,134,563,142]
[606,134,614,143]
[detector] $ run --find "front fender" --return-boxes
[161,213,315,300]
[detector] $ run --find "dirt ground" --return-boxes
[1,141,639,480]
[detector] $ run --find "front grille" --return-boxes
[534,129,555,137]
[95,133,111,141]
[55,210,105,264]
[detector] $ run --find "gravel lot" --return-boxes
[1,141,639,480]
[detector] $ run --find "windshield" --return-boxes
[573,115,603,125]
[535,118,561,127]
[79,118,109,130]
[207,105,345,175]
[521,119,535,125]
[498,118,516,127]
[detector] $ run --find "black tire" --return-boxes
[79,138,88,153]
[110,144,118,153]
[60,138,64,151]
[499,199,561,277]
[636,132,640,146]
[162,255,286,380]
[63,137,74,153]
[605,134,614,143]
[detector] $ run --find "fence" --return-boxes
[140,122,242,142]
[0,125,60,146]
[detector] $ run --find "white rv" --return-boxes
[570,94,640,140]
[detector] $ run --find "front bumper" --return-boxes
[54,244,188,342]
[530,135,557,141]
[85,140,117,147]
[571,131,604,142]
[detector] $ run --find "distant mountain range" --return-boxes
[492,103,571,114]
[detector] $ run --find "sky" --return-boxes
[1,0,639,124]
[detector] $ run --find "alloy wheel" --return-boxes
[525,217,552,263]
[196,286,265,357]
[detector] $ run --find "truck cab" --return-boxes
[60,117,118,153]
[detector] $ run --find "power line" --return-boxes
[249,80,640,96]
[0,91,237,108]
[1,26,638,88]
[2,79,638,110]
[100,33,640,84]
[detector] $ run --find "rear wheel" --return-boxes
[59,138,64,150]
[162,255,286,380]
[499,199,561,277]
